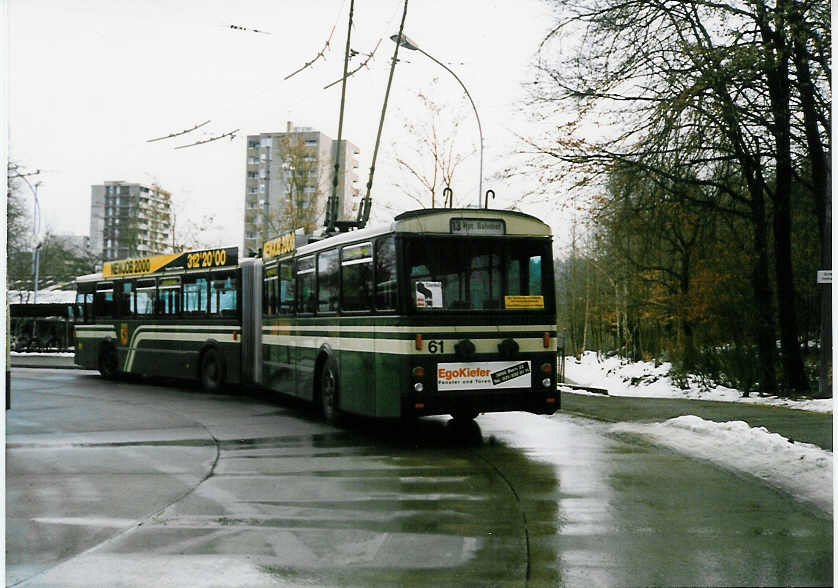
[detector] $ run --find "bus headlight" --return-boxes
[414,382,424,392]
[542,378,552,388]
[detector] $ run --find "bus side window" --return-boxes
[76,290,94,323]
[279,263,295,315]
[93,285,114,320]
[374,237,396,311]
[341,243,372,312]
[263,267,276,317]
[136,280,155,316]
[318,249,339,313]
[183,275,208,315]
[210,271,238,316]
[120,281,134,318]
[158,278,180,317]
[296,256,315,314]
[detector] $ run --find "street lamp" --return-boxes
[391,33,484,208]
[13,172,43,304]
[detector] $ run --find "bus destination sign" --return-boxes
[450,218,505,236]
[263,229,304,260]
[103,246,238,278]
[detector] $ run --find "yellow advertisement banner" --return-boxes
[103,253,180,278]
[504,295,544,309]
[263,231,298,259]
[102,247,238,279]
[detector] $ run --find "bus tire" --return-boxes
[99,343,120,380]
[451,408,479,422]
[200,347,225,393]
[318,356,342,426]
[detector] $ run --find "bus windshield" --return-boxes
[405,236,551,312]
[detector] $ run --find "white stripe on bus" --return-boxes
[261,334,557,354]
[75,329,117,339]
[125,326,241,371]
[261,324,556,334]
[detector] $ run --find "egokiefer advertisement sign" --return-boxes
[437,361,532,391]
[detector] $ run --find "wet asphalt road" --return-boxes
[6,368,833,587]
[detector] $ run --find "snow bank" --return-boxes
[564,351,832,413]
[612,415,833,515]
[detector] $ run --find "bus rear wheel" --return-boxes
[451,408,479,422]
[319,359,342,426]
[99,344,120,380]
[200,348,225,393]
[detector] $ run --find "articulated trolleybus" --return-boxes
[74,208,560,422]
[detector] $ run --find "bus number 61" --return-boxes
[427,340,445,354]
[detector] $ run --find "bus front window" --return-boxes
[406,237,548,312]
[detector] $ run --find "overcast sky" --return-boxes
[8,0,561,250]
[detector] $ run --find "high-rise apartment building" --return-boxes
[243,121,360,254]
[89,181,172,261]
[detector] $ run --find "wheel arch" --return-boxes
[197,339,226,380]
[98,336,119,364]
[98,337,121,379]
[313,343,338,402]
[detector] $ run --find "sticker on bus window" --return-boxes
[437,360,532,390]
[416,281,443,309]
[504,295,544,309]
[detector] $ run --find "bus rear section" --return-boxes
[393,229,559,420]
[257,208,560,422]
[395,322,558,421]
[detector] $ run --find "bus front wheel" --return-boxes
[318,358,342,426]
[200,348,225,393]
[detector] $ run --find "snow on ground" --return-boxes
[563,351,833,515]
[564,351,832,413]
[612,416,833,515]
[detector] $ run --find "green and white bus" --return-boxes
[74,246,262,392]
[74,208,560,422]
[260,208,560,422]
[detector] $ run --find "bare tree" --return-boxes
[526,0,830,395]
[171,210,218,252]
[258,134,324,237]
[391,83,474,209]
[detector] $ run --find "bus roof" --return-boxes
[291,208,552,258]
[392,207,551,236]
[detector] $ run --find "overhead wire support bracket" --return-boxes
[323,38,382,90]
[147,120,211,143]
[229,24,271,35]
[174,129,239,150]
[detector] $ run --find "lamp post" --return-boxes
[391,33,484,208]
[12,171,42,304]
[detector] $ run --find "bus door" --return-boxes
[263,261,295,394]
[294,255,317,400]
[338,242,376,415]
